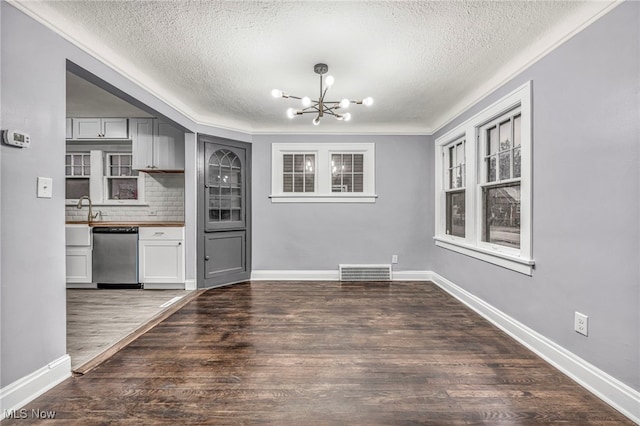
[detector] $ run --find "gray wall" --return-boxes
[252,134,430,271]
[0,3,201,386]
[428,2,639,390]
[1,2,68,386]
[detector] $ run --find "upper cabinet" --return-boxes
[69,118,129,139]
[130,118,184,172]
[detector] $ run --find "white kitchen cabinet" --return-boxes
[65,224,93,287]
[131,118,184,171]
[139,227,185,289]
[71,118,128,139]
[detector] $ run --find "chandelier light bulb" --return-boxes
[286,108,296,119]
[312,117,320,126]
[301,96,311,107]
[325,75,334,87]
[363,97,374,106]
[272,89,283,98]
[343,113,352,122]
[339,99,350,109]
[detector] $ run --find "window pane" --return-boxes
[342,154,352,173]
[449,146,455,168]
[456,143,464,166]
[455,166,463,188]
[110,155,120,166]
[488,127,498,154]
[353,155,363,173]
[499,120,511,151]
[121,155,131,166]
[353,174,363,192]
[305,174,314,192]
[293,175,304,192]
[446,190,465,238]
[514,115,521,147]
[84,165,91,175]
[514,147,521,178]
[343,175,353,192]
[283,154,293,173]
[108,178,138,200]
[74,166,83,175]
[499,152,511,180]
[305,154,315,173]
[294,155,304,172]
[487,156,496,182]
[483,183,520,249]
[66,178,89,199]
[332,154,342,175]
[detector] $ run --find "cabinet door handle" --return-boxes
[205,256,210,261]
[178,242,182,246]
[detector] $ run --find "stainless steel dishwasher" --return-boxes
[92,226,141,289]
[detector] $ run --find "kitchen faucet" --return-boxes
[76,196,99,223]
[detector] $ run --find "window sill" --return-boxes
[270,194,377,203]
[433,236,534,276]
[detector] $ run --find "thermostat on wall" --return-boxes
[2,129,31,148]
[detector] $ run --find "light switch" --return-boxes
[37,177,53,198]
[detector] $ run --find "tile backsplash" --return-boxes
[66,173,185,222]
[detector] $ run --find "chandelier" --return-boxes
[271,63,373,125]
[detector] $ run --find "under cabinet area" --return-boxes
[70,118,128,139]
[65,224,93,287]
[130,118,185,171]
[139,227,185,289]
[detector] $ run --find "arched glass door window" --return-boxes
[207,149,242,222]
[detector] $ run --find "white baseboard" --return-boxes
[0,355,71,419]
[427,271,640,424]
[391,270,432,281]
[251,270,339,281]
[251,269,435,282]
[66,283,96,289]
[143,282,185,290]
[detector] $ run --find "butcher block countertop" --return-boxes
[66,221,184,227]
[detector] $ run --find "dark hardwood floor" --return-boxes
[4,281,632,424]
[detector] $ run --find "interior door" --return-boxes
[198,135,251,287]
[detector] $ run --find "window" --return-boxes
[444,138,465,238]
[331,153,363,193]
[271,143,376,203]
[65,153,91,200]
[65,150,145,205]
[283,153,315,193]
[480,111,521,249]
[434,81,533,275]
[105,153,140,200]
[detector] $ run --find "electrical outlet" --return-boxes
[574,312,588,336]
[391,255,398,264]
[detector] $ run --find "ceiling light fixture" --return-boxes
[271,63,373,125]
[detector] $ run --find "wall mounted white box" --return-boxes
[37,177,53,198]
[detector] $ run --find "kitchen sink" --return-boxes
[65,224,91,246]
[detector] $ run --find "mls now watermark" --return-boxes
[4,408,56,420]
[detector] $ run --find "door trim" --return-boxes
[197,134,252,288]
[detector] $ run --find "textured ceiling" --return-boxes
[16,1,615,134]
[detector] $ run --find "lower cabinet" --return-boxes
[139,227,185,289]
[66,224,93,288]
[66,247,92,285]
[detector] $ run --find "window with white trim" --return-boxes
[283,153,315,193]
[444,137,466,238]
[271,143,376,203]
[105,153,140,201]
[65,150,145,205]
[479,110,521,249]
[65,153,91,200]
[434,81,533,275]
